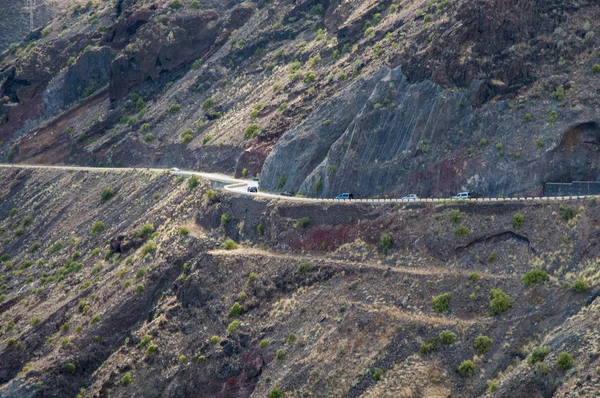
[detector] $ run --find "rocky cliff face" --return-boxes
[261,65,600,198]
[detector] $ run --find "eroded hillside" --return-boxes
[0,168,599,397]
[1,0,600,197]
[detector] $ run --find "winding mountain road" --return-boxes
[0,163,592,204]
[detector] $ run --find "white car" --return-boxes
[401,194,419,201]
[170,167,181,172]
[452,192,471,200]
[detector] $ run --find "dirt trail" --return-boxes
[208,248,515,280]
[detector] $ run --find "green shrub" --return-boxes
[244,124,261,139]
[145,344,157,356]
[48,241,63,255]
[488,252,497,262]
[135,284,145,294]
[592,64,600,74]
[143,133,155,143]
[512,213,524,229]
[450,210,462,223]
[303,71,316,83]
[229,302,242,317]
[141,241,156,256]
[220,214,231,225]
[91,221,105,236]
[439,330,457,345]
[182,133,193,144]
[66,363,76,374]
[222,239,238,250]
[269,388,284,398]
[101,188,115,202]
[168,104,181,113]
[454,225,469,236]
[178,354,186,364]
[227,320,241,334]
[420,338,436,355]
[90,314,101,324]
[555,352,574,370]
[527,346,550,365]
[381,233,392,250]
[21,215,34,227]
[257,223,265,235]
[141,123,151,132]
[279,102,287,112]
[297,262,312,274]
[197,355,206,363]
[201,98,214,110]
[188,175,200,190]
[259,339,269,348]
[30,242,41,253]
[276,348,286,360]
[474,334,493,354]
[522,269,549,286]
[134,223,154,238]
[489,289,512,315]
[140,335,153,346]
[204,189,219,202]
[178,227,190,237]
[372,368,384,381]
[276,174,287,189]
[248,272,257,283]
[457,360,475,377]
[210,336,220,344]
[121,372,132,386]
[468,272,480,283]
[573,277,589,292]
[432,293,451,313]
[562,207,576,221]
[296,217,313,228]
[524,113,533,122]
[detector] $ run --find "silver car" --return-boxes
[452,192,471,199]
[401,194,419,201]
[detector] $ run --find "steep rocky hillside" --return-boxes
[1,0,600,197]
[1,167,600,397]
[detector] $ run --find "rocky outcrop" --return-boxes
[109,4,254,100]
[43,46,115,117]
[261,65,599,198]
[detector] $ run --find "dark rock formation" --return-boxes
[261,65,599,198]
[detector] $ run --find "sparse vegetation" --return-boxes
[188,175,200,190]
[439,330,457,345]
[276,349,286,360]
[512,213,524,229]
[380,233,392,251]
[91,221,105,236]
[297,261,312,274]
[527,346,550,365]
[572,277,589,292]
[489,289,512,315]
[555,352,574,370]
[296,217,313,228]
[454,225,469,237]
[121,372,132,386]
[222,239,238,250]
[432,293,451,313]
[474,334,493,354]
[457,360,475,377]
[522,269,549,286]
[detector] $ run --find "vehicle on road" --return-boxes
[247,186,258,193]
[170,167,180,172]
[280,191,294,197]
[335,193,354,200]
[401,194,419,201]
[452,192,471,200]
